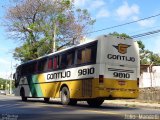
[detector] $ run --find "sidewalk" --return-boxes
[104,99,160,109]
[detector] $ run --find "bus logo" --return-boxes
[113,44,130,54]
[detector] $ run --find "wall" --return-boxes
[140,66,160,88]
[138,87,160,102]
[140,72,160,88]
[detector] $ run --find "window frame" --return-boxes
[37,58,48,73]
[76,41,97,66]
[59,48,76,69]
[17,40,97,76]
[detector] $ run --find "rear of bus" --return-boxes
[97,35,140,99]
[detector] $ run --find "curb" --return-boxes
[103,100,160,109]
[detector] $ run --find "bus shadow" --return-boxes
[18,99,62,105]
[19,98,139,111]
[75,103,139,110]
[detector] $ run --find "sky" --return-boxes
[1,0,160,79]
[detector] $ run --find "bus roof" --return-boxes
[17,35,135,67]
[18,37,98,67]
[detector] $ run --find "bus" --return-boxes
[14,35,140,107]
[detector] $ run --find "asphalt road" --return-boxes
[0,95,160,120]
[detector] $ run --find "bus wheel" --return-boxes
[87,98,104,107]
[20,88,27,101]
[44,98,50,103]
[61,87,70,105]
[61,87,77,105]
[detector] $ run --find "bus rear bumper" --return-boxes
[99,88,139,99]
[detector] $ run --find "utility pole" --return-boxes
[9,61,12,94]
[149,62,153,87]
[53,22,57,53]
[5,72,7,92]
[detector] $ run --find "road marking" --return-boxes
[81,109,123,116]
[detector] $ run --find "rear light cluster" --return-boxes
[137,78,139,87]
[99,75,104,83]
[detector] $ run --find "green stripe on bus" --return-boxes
[27,75,43,97]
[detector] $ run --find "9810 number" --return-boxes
[78,67,95,76]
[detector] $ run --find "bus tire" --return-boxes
[20,88,27,101]
[87,98,104,107]
[61,87,77,105]
[44,98,50,103]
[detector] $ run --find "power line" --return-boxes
[131,29,160,38]
[86,13,160,34]
[57,13,160,48]
[128,25,160,36]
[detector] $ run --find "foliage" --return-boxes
[109,32,160,65]
[0,78,15,90]
[5,0,95,62]
[109,32,132,39]
[140,50,160,65]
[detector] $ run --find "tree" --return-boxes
[137,41,160,65]
[0,78,15,90]
[109,32,160,65]
[109,32,131,39]
[5,0,95,62]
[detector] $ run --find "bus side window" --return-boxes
[34,62,38,73]
[60,54,67,69]
[76,43,97,65]
[43,59,48,71]
[86,45,97,63]
[77,49,85,64]
[38,58,48,72]
[66,51,75,67]
[85,48,91,63]
[29,62,37,74]
[48,58,53,70]
[53,56,59,70]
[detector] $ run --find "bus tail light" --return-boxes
[99,75,104,84]
[137,78,139,87]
